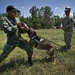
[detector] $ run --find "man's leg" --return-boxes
[66,32,73,49]
[0,44,16,62]
[18,40,33,65]
[64,32,67,46]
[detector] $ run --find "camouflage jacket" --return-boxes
[62,16,74,31]
[2,16,23,45]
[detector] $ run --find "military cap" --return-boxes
[6,5,20,12]
[65,7,71,12]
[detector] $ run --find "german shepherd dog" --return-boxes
[27,28,56,61]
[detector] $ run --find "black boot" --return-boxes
[28,57,33,66]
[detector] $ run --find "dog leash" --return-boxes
[38,35,62,47]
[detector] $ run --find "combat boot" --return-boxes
[28,57,33,66]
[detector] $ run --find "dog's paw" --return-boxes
[56,47,60,51]
[46,57,54,62]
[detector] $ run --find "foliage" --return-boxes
[29,6,54,29]
[53,15,61,28]
[0,6,62,30]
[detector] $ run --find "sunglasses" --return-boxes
[11,10,16,13]
[65,11,70,12]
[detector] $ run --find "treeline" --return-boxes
[0,6,62,30]
[20,6,62,29]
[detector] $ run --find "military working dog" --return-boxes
[27,28,56,61]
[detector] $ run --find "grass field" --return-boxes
[0,29,75,75]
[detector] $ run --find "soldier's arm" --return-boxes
[3,20,16,34]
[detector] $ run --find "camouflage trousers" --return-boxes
[64,31,73,48]
[0,39,33,62]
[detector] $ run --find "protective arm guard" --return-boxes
[3,20,17,34]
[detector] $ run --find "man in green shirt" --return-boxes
[0,5,33,65]
[61,7,74,49]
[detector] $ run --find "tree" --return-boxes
[0,13,4,30]
[39,6,53,28]
[30,6,41,29]
[29,6,54,29]
[53,15,61,28]
[20,15,26,22]
[0,6,62,30]
[30,6,38,19]
[1,13,7,17]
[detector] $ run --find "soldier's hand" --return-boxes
[61,27,64,30]
[60,25,64,30]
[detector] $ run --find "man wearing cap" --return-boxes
[61,7,74,49]
[0,5,33,65]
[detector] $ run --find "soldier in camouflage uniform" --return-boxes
[61,7,74,49]
[0,5,33,65]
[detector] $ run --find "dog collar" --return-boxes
[31,36,37,40]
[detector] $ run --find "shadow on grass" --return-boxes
[0,46,69,73]
[0,58,27,73]
[0,57,53,73]
[33,57,54,64]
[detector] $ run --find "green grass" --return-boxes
[0,29,75,75]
